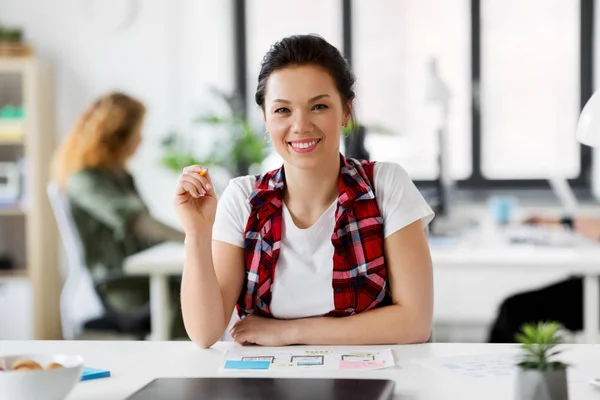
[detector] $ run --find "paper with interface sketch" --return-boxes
[222,348,395,371]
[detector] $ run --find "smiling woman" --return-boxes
[176,34,435,349]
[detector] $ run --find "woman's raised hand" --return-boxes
[175,165,218,235]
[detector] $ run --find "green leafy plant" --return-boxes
[0,24,23,42]
[515,321,568,371]
[194,90,267,176]
[160,89,267,177]
[160,131,202,171]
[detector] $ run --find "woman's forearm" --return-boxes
[289,304,431,345]
[180,232,227,347]
[131,212,185,242]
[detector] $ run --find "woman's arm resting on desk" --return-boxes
[574,217,600,242]
[230,220,433,346]
[526,214,600,242]
[181,235,245,348]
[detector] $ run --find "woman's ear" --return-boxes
[344,100,353,126]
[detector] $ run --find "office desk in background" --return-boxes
[124,229,600,343]
[2,340,600,399]
[124,242,185,341]
[431,227,600,343]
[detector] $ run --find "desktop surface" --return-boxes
[2,341,600,400]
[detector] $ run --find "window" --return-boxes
[480,0,581,180]
[352,0,471,181]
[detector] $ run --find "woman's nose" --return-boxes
[291,112,312,134]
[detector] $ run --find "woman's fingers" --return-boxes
[231,328,243,342]
[233,330,250,345]
[230,322,243,336]
[230,320,257,345]
[183,165,212,182]
[177,174,204,198]
[195,174,213,193]
[182,165,215,195]
[183,165,207,175]
[182,172,212,195]
[176,164,216,198]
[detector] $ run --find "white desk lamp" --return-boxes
[426,59,457,234]
[545,91,600,217]
[576,91,600,148]
[574,90,600,201]
[574,91,600,346]
[426,59,452,190]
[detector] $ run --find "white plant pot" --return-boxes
[515,368,568,400]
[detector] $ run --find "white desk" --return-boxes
[124,242,184,341]
[1,341,600,399]
[125,231,600,343]
[431,229,600,343]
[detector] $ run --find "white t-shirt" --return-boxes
[213,162,434,319]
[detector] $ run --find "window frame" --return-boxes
[233,0,594,190]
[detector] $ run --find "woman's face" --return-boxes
[263,64,350,171]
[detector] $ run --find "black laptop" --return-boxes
[126,378,395,400]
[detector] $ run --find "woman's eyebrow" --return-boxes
[309,94,331,102]
[272,94,331,104]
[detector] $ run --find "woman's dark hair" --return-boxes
[255,34,356,116]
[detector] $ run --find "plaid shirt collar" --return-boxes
[248,154,375,214]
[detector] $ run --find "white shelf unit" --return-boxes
[0,57,60,340]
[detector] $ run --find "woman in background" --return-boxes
[52,92,185,336]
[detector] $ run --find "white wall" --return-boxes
[1,0,234,225]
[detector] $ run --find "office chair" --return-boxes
[47,181,151,339]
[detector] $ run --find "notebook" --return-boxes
[125,377,395,400]
[81,367,111,381]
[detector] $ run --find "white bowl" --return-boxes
[0,354,84,400]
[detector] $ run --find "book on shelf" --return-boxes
[0,119,24,141]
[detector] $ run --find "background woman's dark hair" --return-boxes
[255,34,356,118]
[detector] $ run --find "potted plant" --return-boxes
[1,27,23,43]
[160,89,267,177]
[194,89,267,176]
[514,321,569,400]
[160,131,202,172]
[0,24,31,57]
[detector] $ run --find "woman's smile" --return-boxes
[287,138,322,153]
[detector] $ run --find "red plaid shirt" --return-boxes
[236,155,391,318]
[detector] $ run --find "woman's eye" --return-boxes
[274,108,290,114]
[313,104,328,111]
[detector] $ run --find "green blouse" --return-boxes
[67,168,160,280]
